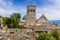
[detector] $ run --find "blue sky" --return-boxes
[0,0,60,20]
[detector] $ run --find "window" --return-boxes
[30,10,35,12]
[30,10,32,12]
[33,10,35,12]
[10,32,14,34]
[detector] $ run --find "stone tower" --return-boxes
[26,5,36,28]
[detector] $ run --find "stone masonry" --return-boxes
[0,5,60,40]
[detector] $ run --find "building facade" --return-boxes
[0,5,60,40]
[22,5,60,38]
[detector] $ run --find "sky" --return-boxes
[0,0,60,20]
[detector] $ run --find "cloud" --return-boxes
[0,0,60,20]
[36,0,60,20]
[0,0,13,9]
[36,7,60,20]
[0,0,26,17]
[0,0,14,16]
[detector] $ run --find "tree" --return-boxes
[46,36,56,40]
[51,29,60,40]
[2,17,13,28]
[10,13,21,28]
[11,13,21,22]
[0,15,2,18]
[36,32,56,40]
[2,13,25,29]
[36,32,47,40]
[2,17,9,27]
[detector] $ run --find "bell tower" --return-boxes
[26,5,36,28]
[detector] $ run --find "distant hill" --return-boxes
[49,20,60,24]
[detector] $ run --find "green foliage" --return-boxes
[0,15,2,18]
[36,30,60,40]
[36,32,56,40]
[2,13,25,29]
[2,17,9,27]
[36,32,47,40]
[11,13,21,22]
[51,29,60,40]
[17,25,26,29]
[46,36,56,40]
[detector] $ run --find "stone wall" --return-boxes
[0,29,34,40]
